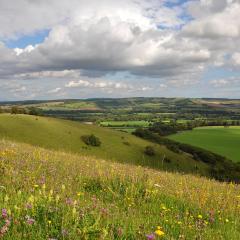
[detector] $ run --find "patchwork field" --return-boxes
[0,140,240,239]
[169,126,240,162]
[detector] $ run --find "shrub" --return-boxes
[81,134,101,147]
[144,146,155,156]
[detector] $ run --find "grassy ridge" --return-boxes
[0,140,239,239]
[0,114,209,175]
[169,127,240,162]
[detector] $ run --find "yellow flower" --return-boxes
[198,214,203,219]
[34,184,39,188]
[225,219,229,223]
[48,220,52,224]
[155,227,165,237]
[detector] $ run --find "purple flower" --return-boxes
[146,233,155,240]
[65,198,73,206]
[26,216,35,225]
[1,209,7,218]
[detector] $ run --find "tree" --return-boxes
[144,146,155,156]
[81,134,101,147]
[11,106,19,114]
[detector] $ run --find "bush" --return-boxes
[81,134,101,147]
[144,146,155,156]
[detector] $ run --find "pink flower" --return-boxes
[0,219,11,237]
[146,233,155,240]
[1,209,7,218]
[26,216,35,225]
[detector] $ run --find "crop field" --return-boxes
[0,140,239,239]
[169,126,240,162]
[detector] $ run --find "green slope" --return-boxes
[169,126,240,162]
[0,113,208,175]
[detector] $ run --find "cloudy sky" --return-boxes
[0,0,240,100]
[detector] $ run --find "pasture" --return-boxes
[169,126,240,162]
[0,114,208,175]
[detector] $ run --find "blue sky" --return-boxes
[4,29,49,49]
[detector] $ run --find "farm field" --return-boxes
[0,140,240,239]
[0,114,209,176]
[169,126,240,162]
[99,120,150,127]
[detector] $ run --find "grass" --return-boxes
[99,121,151,127]
[0,114,208,176]
[168,126,240,162]
[0,140,239,239]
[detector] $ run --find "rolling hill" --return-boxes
[0,113,209,176]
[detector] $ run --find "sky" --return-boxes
[0,0,240,100]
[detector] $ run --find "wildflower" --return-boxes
[66,198,73,206]
[177,221,182,225]
[146,233,155,239]
[48,220,52,225]
[0,219,11,237]
[225,219,229,223]
[26,217,35,225]
[61,184,66,191]
[198,214,203,219]
[1,209,7,218]
[34,184,39,188]
[155,226,165,237]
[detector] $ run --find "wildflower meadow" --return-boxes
[0,139,239,239]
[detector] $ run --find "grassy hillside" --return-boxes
[169,126,240,162]
[0,114,209,176]
[0,140,239,239]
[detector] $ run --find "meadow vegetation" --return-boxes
[0,140,240,239]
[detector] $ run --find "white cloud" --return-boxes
[48,87,62,94]
[0,0,240,99]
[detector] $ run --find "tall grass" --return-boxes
[0,140,239,239]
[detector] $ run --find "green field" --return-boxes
[99,121,150,127]
[169,126,240,162]
[0,114,208,175]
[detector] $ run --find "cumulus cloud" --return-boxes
[0,0,240,99]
